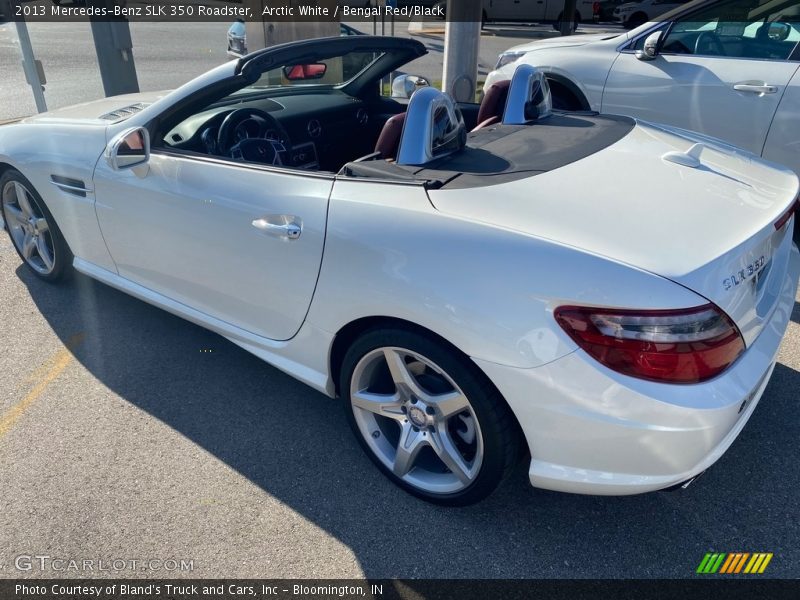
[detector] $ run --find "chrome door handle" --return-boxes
[733,83,778,95]
[252,216,302,240]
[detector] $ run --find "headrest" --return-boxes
[503,64,553,125]
[397,87,467,166]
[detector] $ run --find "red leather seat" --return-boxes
[473,79,511,131]
[374,113,407,160]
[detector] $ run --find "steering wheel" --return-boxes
[694,31,726,56]
[217,107,293,165]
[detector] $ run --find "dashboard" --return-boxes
[163,89,381,171]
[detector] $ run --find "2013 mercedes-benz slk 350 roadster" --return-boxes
[0,36,797,505]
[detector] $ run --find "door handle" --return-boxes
[733,82,778,95]
[252,215,302,240]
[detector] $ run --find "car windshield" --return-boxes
[236,51,384,92]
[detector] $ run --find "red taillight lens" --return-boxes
[554,304,745,384]
[774,198,798,231]
[593,2,600,14]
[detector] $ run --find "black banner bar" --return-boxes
[1,580,799,600]
[3,1,454,23]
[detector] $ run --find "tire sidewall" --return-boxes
[0,169,72,282]
[340,327,512,506]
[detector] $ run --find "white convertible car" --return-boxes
[0,36,798,505]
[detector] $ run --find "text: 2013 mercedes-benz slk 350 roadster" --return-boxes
[0,36,797,505]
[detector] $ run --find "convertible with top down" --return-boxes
[0,36,797,505]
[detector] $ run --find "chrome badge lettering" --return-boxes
[723,256,766,291]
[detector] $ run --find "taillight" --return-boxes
[774,197,798,231]
[554,304,744,384]
[593,2,600,14]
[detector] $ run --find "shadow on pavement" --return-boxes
[19,267,800,578]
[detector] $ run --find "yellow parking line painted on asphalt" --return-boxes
[0,333,84,439]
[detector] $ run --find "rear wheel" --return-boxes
[341,327,520,506]
[1,170,72,282]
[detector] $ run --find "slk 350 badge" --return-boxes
[723,256,766,291]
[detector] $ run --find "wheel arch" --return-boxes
[545,73,591,111]
[328,314,528,453]
[0,161,16,181]
[331,316,464,397]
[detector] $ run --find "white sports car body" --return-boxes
[0,36,797,505]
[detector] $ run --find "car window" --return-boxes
[661,0,800,59]
[239,51,383,91]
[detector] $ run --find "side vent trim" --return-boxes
[50,175,92,198]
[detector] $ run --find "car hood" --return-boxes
[21,91,171,126]
[429,122,799,346]
[504,32,625,54]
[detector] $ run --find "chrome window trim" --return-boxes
[151,148,337,181]
[152,147,429,187]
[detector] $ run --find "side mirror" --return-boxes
[391,74,430,99]
[635,31,663,61]
[106,127,150,170]
[767,22,792,42]
[282,63,327,81]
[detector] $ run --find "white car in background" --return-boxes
[487,0,800,183]
[0,37,798,505]
[613,0,690,28]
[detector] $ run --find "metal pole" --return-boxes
[14,19,47,113]
[89,0,139,97]
[442,0,482,103]
[559,0,578,36]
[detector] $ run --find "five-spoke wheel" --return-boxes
[1,170,71,281]
[342,328,520,506]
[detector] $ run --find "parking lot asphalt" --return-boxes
[1,229,799,579]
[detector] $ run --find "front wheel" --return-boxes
[341,328,520,506]
[1,169,72,282]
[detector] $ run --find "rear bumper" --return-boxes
[474,243,799,495]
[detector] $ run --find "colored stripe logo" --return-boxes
[696,552,773,574]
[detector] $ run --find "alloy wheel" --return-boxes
[349,346,484,495]
[2,180,56,276]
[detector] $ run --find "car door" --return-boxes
[602,0,800,156]
[763,65,800,174]
[93,151,333,341]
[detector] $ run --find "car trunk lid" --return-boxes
[428,122,798,347]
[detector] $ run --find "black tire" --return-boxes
[340,327,521,506]
[0,169,72,283]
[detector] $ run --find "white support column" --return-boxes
[441,0,482,103]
